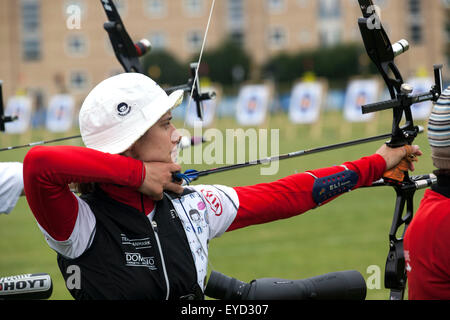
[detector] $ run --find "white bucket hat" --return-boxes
[79,73,184,154]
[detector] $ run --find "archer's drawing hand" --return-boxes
[376,144,422,172]
[138,162,184,200]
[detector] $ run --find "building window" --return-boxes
[230,31,245,45]
[148,32,167,50]
[408,0,423,44]
[266,0,285,13]
[65,34,88,56]
[22,37,41,61]
[268,26,287,49]
[318,0,341,19]
[63,0,86,18]
[410,24,423,44]
[409,0,421,15]
[144,0,167,18]
[186,30,203,52]
[319,28,342,47]
[21,0,41,61]
[227,0,244,31]
[69,71,89,91]
[184,0,204,16]
[22,0,40,31]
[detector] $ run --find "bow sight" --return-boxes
[358,0,443,148]
[100,0,214,121]
[357,0,443,300]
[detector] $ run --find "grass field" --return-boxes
[0,110,434,300]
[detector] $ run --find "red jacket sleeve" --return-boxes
[229,154,386,231]
[23,146,144,241]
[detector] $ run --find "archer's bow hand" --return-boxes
[377,144,422,183]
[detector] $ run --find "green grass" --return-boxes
[0,111,434,300]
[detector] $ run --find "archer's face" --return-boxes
[124,111,181,163]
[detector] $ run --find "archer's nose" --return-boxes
[171,127,182,144]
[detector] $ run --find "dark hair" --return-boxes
[72,182,96,195]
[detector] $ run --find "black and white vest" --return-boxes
[56,185,239,300]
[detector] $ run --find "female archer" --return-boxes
[23,72,421,300]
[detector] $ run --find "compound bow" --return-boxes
[357,0,443,300]
[174,0,444,301]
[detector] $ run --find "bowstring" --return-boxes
[183,0,216,129]
[182,0,218,276]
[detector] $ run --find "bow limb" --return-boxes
[100,0,148,73]
[100,0,215,121]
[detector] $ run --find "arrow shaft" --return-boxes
[0,135,81,152]
[195,131,395,178]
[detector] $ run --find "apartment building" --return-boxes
[0,0,448,105]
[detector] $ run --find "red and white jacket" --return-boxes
[23,146,386,262]
[404,189,450,300]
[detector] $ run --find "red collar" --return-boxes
[99,183,155,215]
